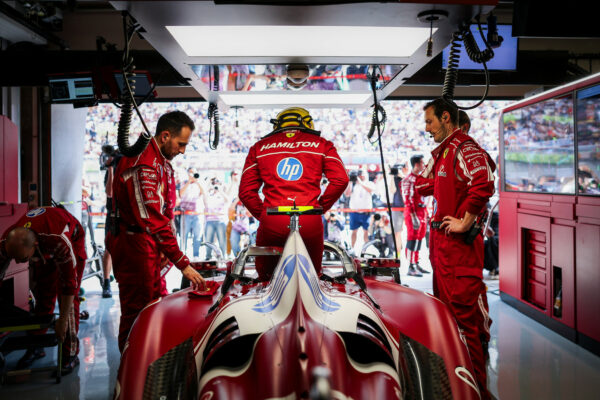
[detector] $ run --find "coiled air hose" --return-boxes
[367,103,386,142]
[442,18,494,110]
[116,13,152,157]
[208,65,220,150]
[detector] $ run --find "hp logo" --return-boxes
[276,158,303,181]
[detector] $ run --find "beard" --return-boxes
[432,124,448,143]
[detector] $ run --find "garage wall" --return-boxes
[51,104,87,221]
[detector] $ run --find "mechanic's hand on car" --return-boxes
[55,315,68,342]
[182,265,207,291]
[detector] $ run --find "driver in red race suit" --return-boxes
[106,111,206,353]
[0,206,86,374]
[239,107,349,281]
[415,98,495,399]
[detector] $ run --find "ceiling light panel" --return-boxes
[167,25,435,58]
[219,92,372,106]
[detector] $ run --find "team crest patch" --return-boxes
[443,148,450,158]
[276,157,303,181]
[24,222,32,228]
[26,208,46,218]
[286,132,295,138]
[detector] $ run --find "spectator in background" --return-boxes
[204,177,229,259]
[345,169,375,250]
[459,110,471,134]
[484,203,499,279]
[225,171,241,255]
[367,212,394,257]
[390,162,409,258]
[229,197,250,257]
[324,210,344,245]
[179,168,206,259]
[100,144,122,298]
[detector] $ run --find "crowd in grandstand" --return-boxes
[84,100,509,259]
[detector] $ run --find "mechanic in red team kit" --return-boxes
[106,111,206,352]
[239,107,349,281]
[415,98,495,399]
[401,154,429,277]
[0,206,86,374]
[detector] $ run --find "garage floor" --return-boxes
[1,269,600,399]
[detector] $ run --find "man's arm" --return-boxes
[358,180,374,194]
[320,142,349,211]
[456,144,495,215]
[415,158,435,197]
[441,144,495,233]
[239,145,264,218]
[124,166,190,270]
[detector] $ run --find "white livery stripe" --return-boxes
[477,294,491,335]
[242,163,257,176]
[325,155,345,166]
[132,169,149,219]
[256,151,325,158]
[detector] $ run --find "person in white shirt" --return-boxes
[179,168,206,258]
[204,177,229,259]
[344,169,375,248]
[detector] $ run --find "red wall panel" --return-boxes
[551,224,575,328]
[499,195,519,297]
[576,224,600,341]
[517,213,551,313]
[1,116,19,203]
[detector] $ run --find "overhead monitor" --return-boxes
[113,71,155,98]
[442,24,518,71]
[48,75,96,103]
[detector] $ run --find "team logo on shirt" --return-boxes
[277,157,303,181]
[26,208,46,218]
[443,148,449,159]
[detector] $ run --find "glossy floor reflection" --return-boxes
[1,270,599,399]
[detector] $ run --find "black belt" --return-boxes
[430,221,442,230]
[124,224,144,233]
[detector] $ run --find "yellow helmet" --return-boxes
[271,107,314,130]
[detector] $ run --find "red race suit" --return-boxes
[401,172,428,241]
[106,138,189,352]
[239,129,349,281]
[0,206,86,359]
[416,129,495,399]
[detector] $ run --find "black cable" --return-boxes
[368,66,399,275]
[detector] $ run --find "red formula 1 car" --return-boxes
[114,207,481,400]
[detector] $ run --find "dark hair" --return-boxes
[410,154,424,168]
[155,111,195,137]
[423,98,458,126]
[458,110,471,130]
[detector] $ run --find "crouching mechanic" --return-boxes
[106,111,206,352]
[415,98,495,399]
[0,206,86,374]
[239,107,349,281]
